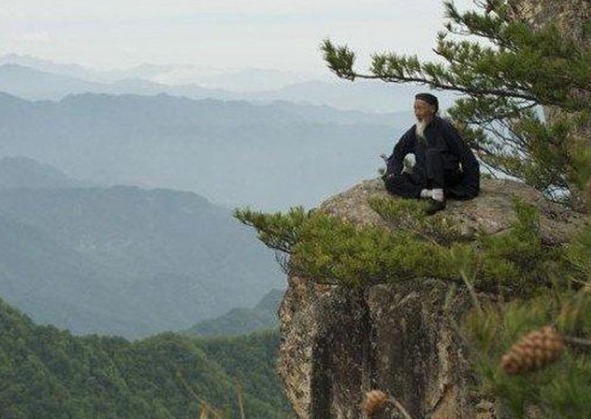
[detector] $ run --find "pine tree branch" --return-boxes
[335,68,540,102]
[563,335,591,347]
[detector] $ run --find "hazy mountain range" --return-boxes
[0,158,283,338]
[0,55,430,339]
[186,288,282,337]
[0,156,89,189]
[0,91,409,209]
[0,53,314,90]
[0,54,459,113]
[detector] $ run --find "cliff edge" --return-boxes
[277,178,583,418]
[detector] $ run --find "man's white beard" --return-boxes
[415,119,427,141]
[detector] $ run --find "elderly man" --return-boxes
[382,93,480,215]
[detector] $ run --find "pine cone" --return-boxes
[364,390,389,416]
[501,326,565,375]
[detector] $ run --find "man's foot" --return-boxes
[425,198,446,215]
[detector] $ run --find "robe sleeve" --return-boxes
[441,120,480,198]
[386,129,414,176]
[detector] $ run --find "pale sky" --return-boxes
[0,0,475,74]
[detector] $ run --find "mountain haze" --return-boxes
[0,92,408,209]
[0,60,456,113]
[0,64,219,101]
[186,289,282,337]
[0,156,86,189]
[0,181,282,337]
[0,64,106,101]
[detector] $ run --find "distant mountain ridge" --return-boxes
[186,289,283,337]
[0,91,408,209]
[0,53,313,88]
[0,173,283,337]
[0,63,218,101]
[0,64,105,100]
[0,156,86,189]
[0,60,457,112]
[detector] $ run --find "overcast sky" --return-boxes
[1,0,475,74]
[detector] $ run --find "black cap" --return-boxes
[415,93,438,113]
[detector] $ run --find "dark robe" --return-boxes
[383,116,480,199]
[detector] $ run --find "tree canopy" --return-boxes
[322,0,591,208]
[0,296,290,418]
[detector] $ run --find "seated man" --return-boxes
[383,93,480,215]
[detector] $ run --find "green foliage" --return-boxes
[321,0,591,204]
[321,39,356,80]
[197,331,291,414]
[472,199,554,292]
[236,195,591,415]
[569,132,591,192]
[291,208,449,286]
[459,217,591,418]
[368,196,469,245]
[562,221,591,287]
[235,207,309,253]
[236,198,554,295]
[0,297,291,418]
[463,292,591,418]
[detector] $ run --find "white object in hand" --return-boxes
[402,153,416,173]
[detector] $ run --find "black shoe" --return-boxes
[425,198,446,215]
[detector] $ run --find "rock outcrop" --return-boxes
[277,178,583,418]
[509,0,591,43]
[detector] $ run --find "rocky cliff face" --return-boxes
[510,0,591,136]
[510,0,591,210]
[511,0,591,136]
[277,178,582,418]
[509,0,591,42]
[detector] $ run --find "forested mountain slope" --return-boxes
[0,296,290,418]
[0,185,282,337]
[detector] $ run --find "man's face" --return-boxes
[414,99,436,122]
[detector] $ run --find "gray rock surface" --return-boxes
[320,178,583,245]
[278,178,583,418]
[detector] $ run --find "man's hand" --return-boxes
[381,171,395,182]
